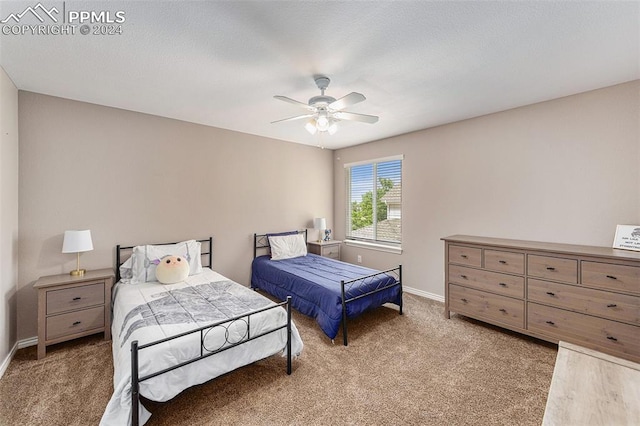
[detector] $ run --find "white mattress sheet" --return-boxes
[100,268,303,425]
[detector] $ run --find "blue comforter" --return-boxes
[251,254,401,340]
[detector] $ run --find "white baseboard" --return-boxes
[0,342,17,380]
[0,336,37,380]
[403,286,444,303]
[18,336,37,349]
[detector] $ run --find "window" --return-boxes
[345,155,402,247]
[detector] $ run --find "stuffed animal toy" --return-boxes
[155,255,190,284]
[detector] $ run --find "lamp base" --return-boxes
[70,269,86,277]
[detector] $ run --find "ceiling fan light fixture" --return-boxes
[328,121,338,135]
[305,119,317,135]
[316,112,330,131]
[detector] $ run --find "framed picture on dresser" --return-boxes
[613,225,640,252]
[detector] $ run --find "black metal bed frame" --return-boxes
[253,231,403,346]
[115,238,293,426]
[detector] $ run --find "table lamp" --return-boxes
[62,230,93,276]
[314,218,326,243]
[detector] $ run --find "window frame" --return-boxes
[344,155,403,254]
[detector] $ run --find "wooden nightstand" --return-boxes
[308,240,342,260]
[34,268,114,359]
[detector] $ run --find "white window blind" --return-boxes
[345,156,402,245]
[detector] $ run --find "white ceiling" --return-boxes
[1,1,638,150]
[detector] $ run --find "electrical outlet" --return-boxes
[357,255,362,263]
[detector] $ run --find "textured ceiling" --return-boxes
[1,1,638,149]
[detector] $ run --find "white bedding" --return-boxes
[100,268,304,425]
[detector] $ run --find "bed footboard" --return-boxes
[130,296,293,426]
[340,265,402,346]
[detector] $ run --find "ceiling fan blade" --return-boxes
[333,111,379,124]
[271,114,314,124]
[329,92,366,111]
[274,95,313,110]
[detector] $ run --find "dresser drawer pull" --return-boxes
[545,320,555,325]
[546,267,556,271]
[460,274,468,279]
[72,321,82,326]
[605,275,617,280]
[499,308,507,313]
[499,283,507,287]
[606,304,617,308]
[546,292,556,296]
[72,297,82,301]
[460,298,468,303]
[606,336,618,342]
[499,260,507,264]
[460,254,468,259]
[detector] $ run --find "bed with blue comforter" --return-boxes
[251,232,402,345]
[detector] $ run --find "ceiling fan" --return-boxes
[272,76,379,135]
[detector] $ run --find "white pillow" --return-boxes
[131,240,202,283]
[269,233,307,260]
[119,257,133,281]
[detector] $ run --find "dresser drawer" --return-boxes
[46,282,105,315]
[484,250,524,275]
[449,264,524,298]
[528,279,640,326]
[528,255,578,284]
[527,303,639,360]
[448,245,482,267]
[46,306,105,341]
[449,284,524,329]
[581,261,640,295]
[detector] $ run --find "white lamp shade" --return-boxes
[62,230,94,253]
[314,218,327,230]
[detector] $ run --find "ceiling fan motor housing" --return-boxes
[308,95,336,107]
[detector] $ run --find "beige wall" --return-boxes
[17,92,333,340]
[335,81,640,299]
[0,66,19,366]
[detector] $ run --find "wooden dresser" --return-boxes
[442,235,640,363]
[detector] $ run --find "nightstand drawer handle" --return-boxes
[499,260,507,264]
[606,336,618,341]
[460,274,467,279]
[499,283,507,287]
[498,308,507,313]
[72,321,81,326]
[461,298,468,303]
[72,297,82,301]
[546,292,556,296]
[460,254,468,259]
[546,320,555,325]
[606,275,617,280]
[546,267,556,271]
[606,304,617,308]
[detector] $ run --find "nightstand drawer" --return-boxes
[46,281,105,315]
[46,306,105,340]
[322,247,340,259]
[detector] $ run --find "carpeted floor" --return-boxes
[0,294,557,425]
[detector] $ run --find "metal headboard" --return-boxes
[253,230,308,259]
[115,237,213,282]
